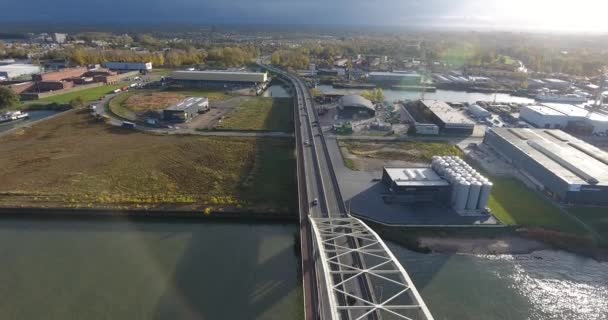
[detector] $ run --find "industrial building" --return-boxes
[337,95,375,118]
[382,168,451,203]
[163,97,209,122]
[400,102,439,135]
[484,128,608,205]
[170,70,269,89]
[406,100,475,135]
[32,67,88,82]
[520,104,608,135]
[382,156,493,212]
[368,72,421,85]
[0,64,41,80]
[104,62,152,71]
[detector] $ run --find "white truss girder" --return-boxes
[310,217,434,320]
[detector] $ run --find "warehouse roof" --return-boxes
[171,70,268,83]
[523,105,565,116]
[384,167,450,187]
[540,103,589,117]
[339,95,374,111]
[0,64,41,78]
[420,100,475,127]
[488,128,608,186]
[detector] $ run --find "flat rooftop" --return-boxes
[540,103,590,117]
[525,105,565,116]
[384,167,450,187]
[489,128,608,186]
[165,97,208,111]
[421,100,475,126]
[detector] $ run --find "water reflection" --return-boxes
[389,244,608,320]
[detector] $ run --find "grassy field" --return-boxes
[217,97,293,131]
[486,177,587,234]
[108,92,137,121]
[343,141,463,163]
[0,111,296,213]
[124,92,185,112]
[37,84,125,104]
[108,91,187,121]
[567,207,608,242]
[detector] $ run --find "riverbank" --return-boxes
[417,236,548,255]
[370,222,608,261]
[0,207,297,223]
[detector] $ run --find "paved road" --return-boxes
[263,64,379,320]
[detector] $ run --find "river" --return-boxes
[2,218,606,319]
[317,85,536,104]
[0,219,303,320]
[0,110,60,133]
[390,245,608,320]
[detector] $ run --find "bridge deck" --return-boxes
[260,62,433,320]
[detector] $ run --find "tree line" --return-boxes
[39,45,259,68]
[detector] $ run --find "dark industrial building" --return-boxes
[104,62,152,71]
[484,128,608,205]
[163,97,209,122]
[337,95,376,119]
[406,100,475,135]
[381,167,451,204]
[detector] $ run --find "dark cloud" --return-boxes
[1,0,605,32]
[0,0,460,25]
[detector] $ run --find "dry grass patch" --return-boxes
[0,111,295,213]
[124,92,186,112]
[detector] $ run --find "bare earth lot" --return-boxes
[0,111,296,213]
[339,140,463,170]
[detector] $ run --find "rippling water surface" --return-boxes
[389,245,608,320]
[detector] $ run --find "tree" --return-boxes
[0,87,20,110]
[69,97,86,109]
[361,88,384,103]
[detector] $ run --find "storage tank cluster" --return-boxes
[431,156,493,212]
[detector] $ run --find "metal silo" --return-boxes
[477,181,493,210]
[454,179,470,211]
[467,181,482,210]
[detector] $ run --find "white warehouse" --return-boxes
[520,103,608,135]
[0,63,41,80]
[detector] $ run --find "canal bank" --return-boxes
[0,207,298,223]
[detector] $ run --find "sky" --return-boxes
[2,0,608,33]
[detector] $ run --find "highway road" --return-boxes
[261,64,379,320]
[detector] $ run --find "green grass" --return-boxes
[343,158,357,171]
[344,141,463,163]
[567,207,608,242]
[107,92,137,121]
[486,177,586,234]
[37,84,125,104]
[241,139,297,212]
[217,97,293,131]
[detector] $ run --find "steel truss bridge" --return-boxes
[260,63,434,320]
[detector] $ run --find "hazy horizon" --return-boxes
[1,0,608,34]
